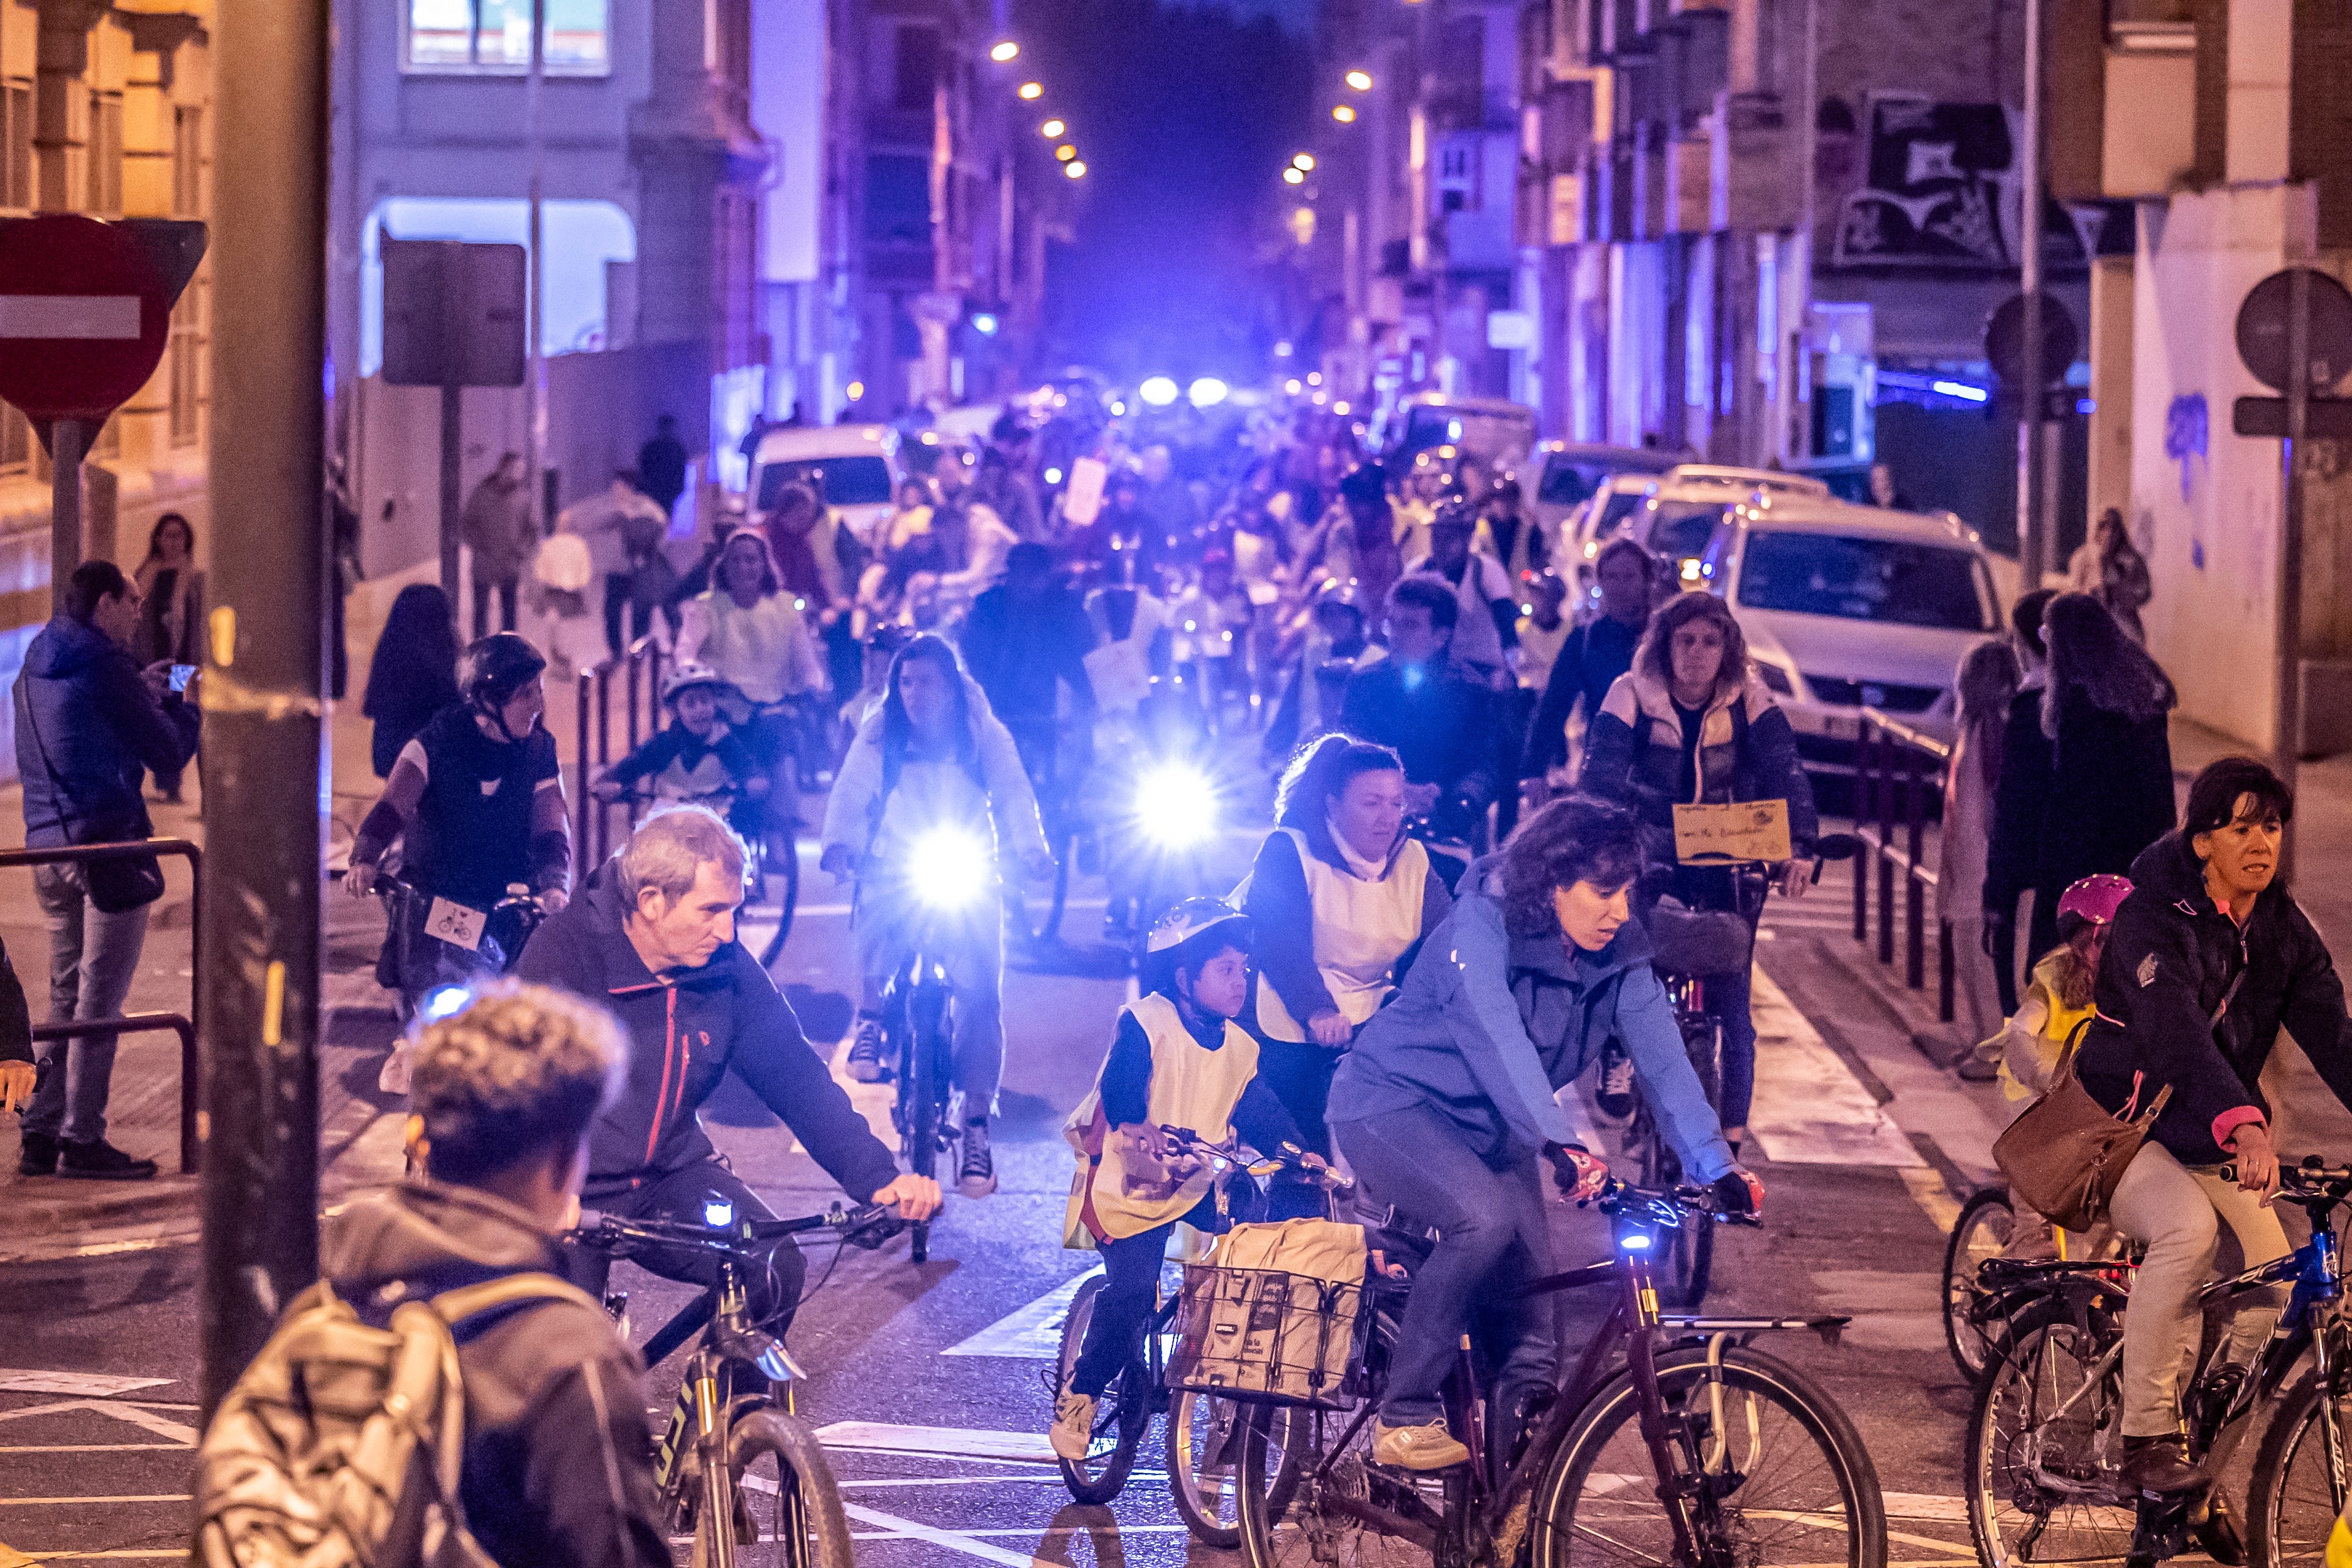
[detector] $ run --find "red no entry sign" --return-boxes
[0,214,205,423]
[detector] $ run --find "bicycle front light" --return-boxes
[418,984,474,1026]
[908,827,993,912]
[1136,763,1217,849]
[1620,1232,1653,1252]
[704,1199,736,1229]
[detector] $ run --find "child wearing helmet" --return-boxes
[1979,872,2132,1258]
[591,665,771,840]
[1050,896,1312,1461]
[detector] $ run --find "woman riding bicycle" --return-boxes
[1328,794,1760,1474]
[1577,590,1817,1150]
[2074,756,2352,1497]
[1240,733,1452,1153]
[819,633,1053,1199]
[677,526,827,773]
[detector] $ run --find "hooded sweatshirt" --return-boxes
[1331,858,1734,1180]
[514,864,900,1201]
[14,614,200,847]
[320,1181,670,1568]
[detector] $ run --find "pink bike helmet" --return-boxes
[2056,874,2132,935]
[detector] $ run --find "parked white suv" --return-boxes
[748,424,904,547]
[1697,495,2000,763]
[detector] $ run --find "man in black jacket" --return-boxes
[516,804,939,1329]
[326,981,670,1568]
[962,542,1096,785]
[1339,577,1496,843]
[1520,535,1655,794]
[2076,758,2352,1496]
[1981,588,2057,1011]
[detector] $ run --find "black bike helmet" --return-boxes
[463,632,548,714]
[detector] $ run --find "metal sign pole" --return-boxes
[2017,0,2045,585]
[2278,266,2309,883]
[440,376,462,609]
[49,418,81,614]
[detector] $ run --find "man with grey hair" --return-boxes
[518,804,938,1332]
[320,981,672,1567]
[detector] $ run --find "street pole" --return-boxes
[1788,0,1819,466]
[200,0,329,1418]
[526,0,545,540]
[440,379,462,607]
[48,418,82,614]
[2277,265,2309,883]
[2017,0,2046,586]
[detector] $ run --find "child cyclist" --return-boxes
[1051,898,1320,1461]
[591,665,772,844]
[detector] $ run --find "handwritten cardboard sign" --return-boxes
[1672,799,1792,864]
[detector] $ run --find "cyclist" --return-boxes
[347,633,574,993]
[591,665,771,842]
[1328,793,1758,1472]
[1336,577,1498,846]
[675,527,827,770]
[2076,756,2352,1496]
[819,633,1054,1197]
[1051,897,1313,1461]
[1577,591,1816,1146]
[515,804,939,1336]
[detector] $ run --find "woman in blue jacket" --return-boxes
[1328,794,1761,1473]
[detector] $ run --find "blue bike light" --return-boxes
[703,1199,735,1229]
[418,984,474,1025]
[908,827,992,912]
[1620,1232,1653,1253]
[1136,763,1216,849]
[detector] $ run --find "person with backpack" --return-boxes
[195,981,672,1568]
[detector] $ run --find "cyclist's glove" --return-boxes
[1713,1167,1765,1217]
[1547,1143,1609,1203]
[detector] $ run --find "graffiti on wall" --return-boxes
[1831,94,2133,271]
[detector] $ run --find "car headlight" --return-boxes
[908,827,993,910]
[1135,763,1217,850]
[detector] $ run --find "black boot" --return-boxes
[18,1131,58,1176]
[2120,1434,2205,1497]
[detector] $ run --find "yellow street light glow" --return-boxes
[1292,153,1315,171]
[1019,81,1042,99]
[1065,160,1086,178]
[1282,166,1305,185]
[989,40,1020,61]
[1346,69,1373,90]
[846,380,865,400]
[1040,117,1065,137]
[1056,143,1077,161]
[1332,104,1357,123]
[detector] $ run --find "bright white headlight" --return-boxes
[908,827,993,910]
[1136,765,1217,849]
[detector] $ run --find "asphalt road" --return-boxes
[0,810,2064,1567]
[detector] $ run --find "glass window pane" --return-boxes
[476,0,530,67]
[545,0,607,68]
[410,0,474,65]
[1734,532,1994,631]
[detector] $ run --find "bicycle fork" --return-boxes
[1621,1253,1723,1568]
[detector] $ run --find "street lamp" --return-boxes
[1019,81,1042,100]
[1055,143,1077,161]
[1332,104,1357,123]
[1282,166,1305,185]
[989,39,1020,62]
[1346,68,1373,91]
[1292,153,1315,171]
[1065,160,1086,178]
[1040,117,1065,138]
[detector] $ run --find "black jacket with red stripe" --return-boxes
[516,864,900,1203]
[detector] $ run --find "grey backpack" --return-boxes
[195,1271,601,1568]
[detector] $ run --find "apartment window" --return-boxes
[86,90,122,216]
[1,84,28,210]
[865,154,930,244]
[405,0,609,74]
[169,278,204,447]
[172,107,201,217]
[894,25,940,112]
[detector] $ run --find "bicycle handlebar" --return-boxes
[1160,1126,1356,1194]
[1592,1177,1763,1230]
[567,1200,903,1256]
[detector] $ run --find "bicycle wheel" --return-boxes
[1658,1014,1721,1308]
[1532,1344,1887,1568]
[756,831,800,969]
[1054,1276,1148,1504]
[1238,1401,1442,1568]
[900,980,950,1263]
[2247,1368,2352,1568]
[1966,1299,2134,1568]
[1942,1187,2015,1382]
[714,1409,854,1568]
[1170,1394,1302,1548]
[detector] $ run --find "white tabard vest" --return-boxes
[1062,992,1261,1244]
[1251,828,1430,1043]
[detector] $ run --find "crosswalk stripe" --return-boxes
[1748,969,1922,1168]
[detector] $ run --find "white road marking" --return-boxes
[841,1501,1054,1567]
[0,1374,172,1398]
[0,1496,190,1506]
[1748,968,1923,1168]
[938,1268,1102,1358]
[0,1446,185,1454]
[0,1402,198,1445]
[816,1421,1059,1464]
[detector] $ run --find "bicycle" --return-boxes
[371,873,545,1028]
[1966,1157,2352,1568]
[1052,1130,1347,1544]
[568,1199,905,1568]
[1235,1179,1888,1568]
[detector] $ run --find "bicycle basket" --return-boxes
[1647,896,1752,977]
[1168,1265,1364,1408]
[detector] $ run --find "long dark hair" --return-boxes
[1498,794,1647,939]
[1275,733,1403,861]
[143,511,195,567]
[2041,591,2174,736]
[881,633,978,781]
[364,584,462,720]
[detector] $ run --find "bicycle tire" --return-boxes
[1941,1187,2015,1383]
[1237,1400,1439,1568]
[903,978,950,1264]
[756,832,800,969]
[1054,1276,1148,1504]
[1532,1343,1887,1568]
[1170,1395,1302,1548]
[1965,1297,2132,1568]
[717,1407,854,1568]
[2246,1367,2352,1568]
[1660,1013,1721,1308]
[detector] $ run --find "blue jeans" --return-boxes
[1332,1105,1556,1426]
[22,863,151,1143]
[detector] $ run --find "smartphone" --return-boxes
[168,664,197,694]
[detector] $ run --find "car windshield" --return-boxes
[1645,501,1733,561]
[1736,531,1996,631]
[1586,489,1648,542]
[758,455,894,510]
[1400,406,1535,464]
[1539,459,1607,506]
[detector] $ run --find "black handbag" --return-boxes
[13,675,168,914]
[1647,895,1754,977]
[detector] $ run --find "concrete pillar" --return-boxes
[32,0,107,212]
[2086,254,2133,536]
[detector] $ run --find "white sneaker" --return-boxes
[1595,1045,1637,1120]
[1371,1418,1470,1471]
[1050,1390,1098,1461]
